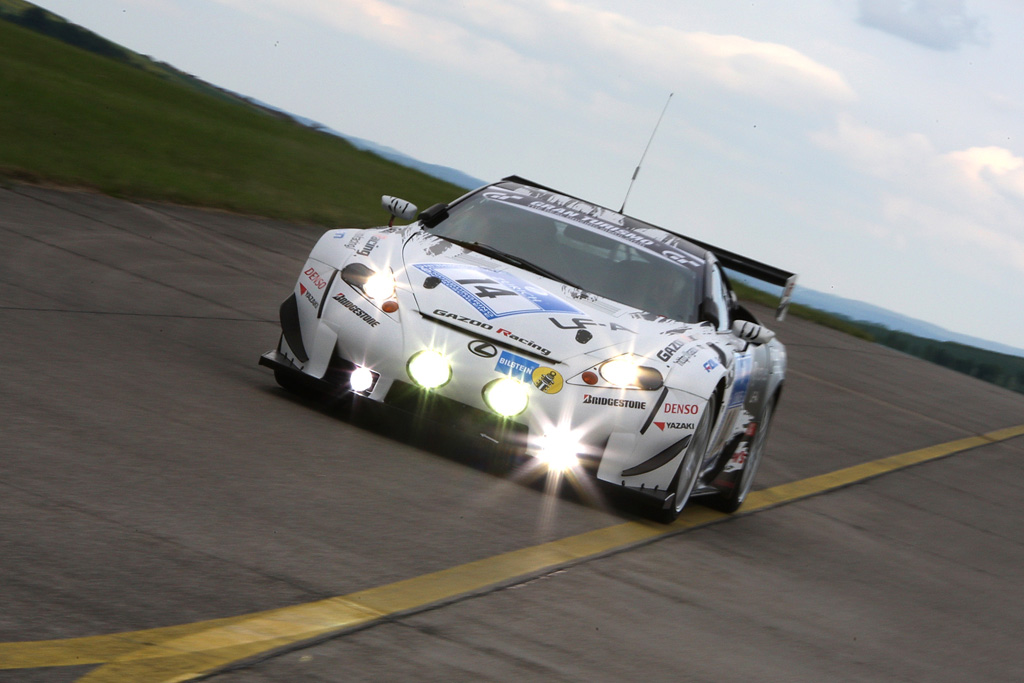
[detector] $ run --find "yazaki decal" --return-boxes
[728,353,753,409]
[298,284,319,308]
[412,263,580,320]
[652,421,695,431]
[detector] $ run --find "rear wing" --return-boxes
[686,237,797,321]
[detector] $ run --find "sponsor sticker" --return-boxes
[433,309,494,330]
[299,284,319,308]
[468,340,498,358]
[656,339,685,362]
[728,353,753,408]
[412,263,580,320]
[332,292,380,327]
[304,267,327,290]
[653,422,695,431]
[495,351,539,381]
[582,394,647,409]
[531,367,563,394]
[550,317,635,333]
[663,403,699,415]
[495,327,551,356]
[703,358,719,372]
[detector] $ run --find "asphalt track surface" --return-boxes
[1,184,1023,682]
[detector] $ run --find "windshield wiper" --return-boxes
[436,236,583,289]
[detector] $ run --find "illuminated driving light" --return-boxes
[600,357,640,386]
[349,366,374,393]
[407,350,451,389]
[598,356,664,390]
[363,270,397,300]
[482,378,529,417]
[535,431,582,471]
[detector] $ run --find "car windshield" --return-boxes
[427,182,704,322]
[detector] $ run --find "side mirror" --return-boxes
[732,320,775,345]
[382,196,418,226]
[418,203,449,228]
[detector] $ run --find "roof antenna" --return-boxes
[620,92,673,214]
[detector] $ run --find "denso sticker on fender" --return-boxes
[413,263,580,319]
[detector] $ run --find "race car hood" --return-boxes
[400,231,697,363]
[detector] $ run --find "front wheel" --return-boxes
[709,397,776,513]
[657,407,714,523]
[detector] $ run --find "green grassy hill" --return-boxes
[0,9,462,226]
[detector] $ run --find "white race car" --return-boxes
[260,177,795,520]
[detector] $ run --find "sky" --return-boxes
[30,0,1024,352]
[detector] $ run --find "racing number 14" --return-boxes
[456,278,517,299]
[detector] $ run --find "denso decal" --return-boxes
[495,351,539,381]
[332,293,380,327]
[432,309,494,330]
[653,422,694,431]
[304,267,327,290]
[582,395,647,409]
[412,263,580,320]
[496,327,551,356]
[728,353,753,409]
[663,403,699,415]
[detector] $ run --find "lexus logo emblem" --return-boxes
[468,340,497,358]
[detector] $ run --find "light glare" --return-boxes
[349,366,374,393]
[600,357,640,387]
[407,350,451,389]
[363,271,396,300]
[483,378,529,417]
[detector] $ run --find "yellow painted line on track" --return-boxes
[2,424,1021,682]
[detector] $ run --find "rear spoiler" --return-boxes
[686,237,797,321]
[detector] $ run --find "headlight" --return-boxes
[363,271,396,300]
[482,378,529,417]
[599,356,664,390]
[407,350,452,389]
[341,263,396,300]
[534,430,582,471]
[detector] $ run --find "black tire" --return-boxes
[274,367,311,396]
[656,407,715,523]
[709,397,776,513]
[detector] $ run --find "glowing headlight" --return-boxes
[349,366,375,393]
[341,263,396,301]
[534,430,582,471]
[482,378,529,417]
[363,270,396,300]
[407,350,451,389]
[598,356,664,390]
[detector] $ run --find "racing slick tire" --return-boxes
[708,397,776,514]
[657,406,715,523]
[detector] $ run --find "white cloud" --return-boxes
[214,0,855,109]
[812,116,1024,275]
[857,0,988,51]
